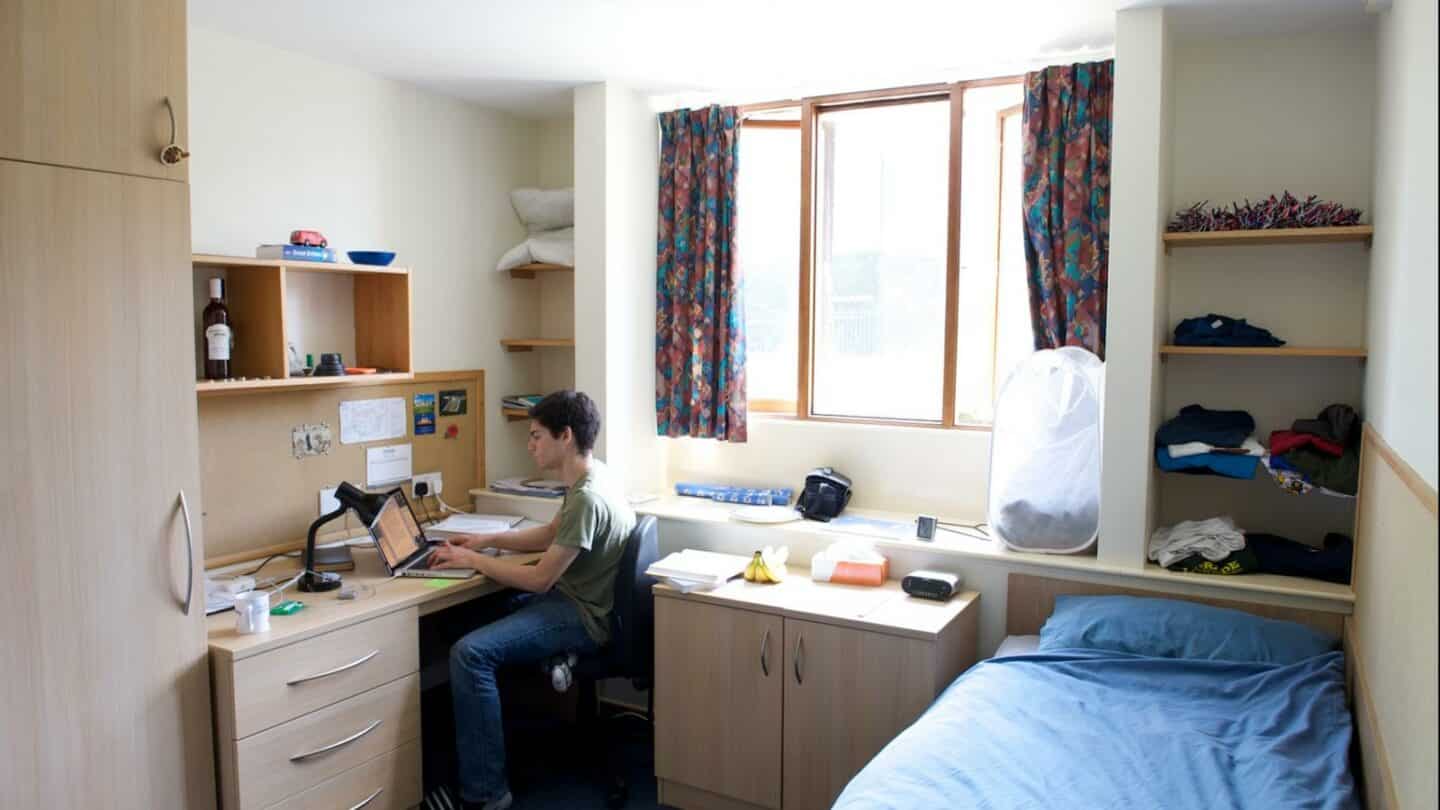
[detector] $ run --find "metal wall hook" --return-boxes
[159,97,190,165]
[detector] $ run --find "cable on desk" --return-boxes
[937,522,992,542]
[239,551,301,578]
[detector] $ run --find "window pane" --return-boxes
[738,124,800,407]
[812,100,949,421]
[953,84,1027,423]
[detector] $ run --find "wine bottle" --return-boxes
[203,278,233,380]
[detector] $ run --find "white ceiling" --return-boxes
[188,0,1375,119]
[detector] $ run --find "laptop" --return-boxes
[368,491,476,579]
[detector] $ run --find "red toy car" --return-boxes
[289,229,328,248]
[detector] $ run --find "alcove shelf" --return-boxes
[500,338,575,352]
[1159,345,1367,359]
[508,262,573,279]
[191,254,412,396]
[1161,225,1373,253]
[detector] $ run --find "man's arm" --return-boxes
[431,541,579,593]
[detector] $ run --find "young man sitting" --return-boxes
[430,389,636,810]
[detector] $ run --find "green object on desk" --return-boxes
[424,579,458,590]
[270,599,305,615]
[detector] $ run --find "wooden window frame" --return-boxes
[738,76,1023,428]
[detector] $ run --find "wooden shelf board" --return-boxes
[508,262,573,279]
[1160,345,1366,359]
[196,371,414,397]
[500,338,575,352]
[1162,225,1373,252]
[192,253,409,276]
[502,408,530,422]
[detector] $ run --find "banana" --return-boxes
[744,551,763,583]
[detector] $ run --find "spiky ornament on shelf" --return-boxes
[1167,191,1364,232]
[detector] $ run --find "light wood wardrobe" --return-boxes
[0,1,215,807]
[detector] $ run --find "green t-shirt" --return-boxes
[554,461,636,644]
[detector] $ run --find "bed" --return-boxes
[833,574,1359,810]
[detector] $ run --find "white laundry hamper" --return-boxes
[987,346,1104,554]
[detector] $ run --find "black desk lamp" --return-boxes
[300,481,389,592]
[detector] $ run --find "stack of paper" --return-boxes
[427,513,524,537]
[646,549,750,592]
[491,477,567,498]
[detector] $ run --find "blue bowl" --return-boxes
[347,250,396,266]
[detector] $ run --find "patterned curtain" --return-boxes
[655,105,747,441]
[1022,60,1114,359]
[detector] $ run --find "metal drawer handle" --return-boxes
[348,786,384,810]
[286,650,380,686]
[794,635,805,685]
[288,719,383,762]
[760,628,770,677]
[178,490,195,616]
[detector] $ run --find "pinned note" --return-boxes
[366,443,412,486]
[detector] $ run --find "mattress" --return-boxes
[991,634,1040,658]
[834,648,1358,809]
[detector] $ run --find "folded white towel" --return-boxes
[1148,516,1245,568]
[1167,436,1266,459]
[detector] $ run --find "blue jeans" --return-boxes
[449,591,599,803]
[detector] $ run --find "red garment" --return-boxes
[1269,430,1343,457]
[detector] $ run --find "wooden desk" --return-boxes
[652,572,980,810]
[207,546,538,810]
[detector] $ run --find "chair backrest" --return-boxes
[606,515,659,681]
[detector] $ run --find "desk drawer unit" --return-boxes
[264,739,422,810]
[229,673,421,810]
[222,608,419,739]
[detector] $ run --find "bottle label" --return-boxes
[206,324,232,361]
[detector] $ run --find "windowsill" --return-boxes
[745,411,993,432]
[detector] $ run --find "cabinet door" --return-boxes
[0,0,189,181]
[0,160,214,808]
[654,597,784,809]
[782,619,937,810]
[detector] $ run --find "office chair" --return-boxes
[573,515,659,809]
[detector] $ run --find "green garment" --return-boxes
[1282,445,1360,496]
[553,461,637,644]
[1169,547,1260,576]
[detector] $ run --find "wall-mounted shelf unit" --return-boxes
[1159,345,1367,359]
[1161,225,1373,253]
[500,338,575,352]
[502,408,530,422]
[508,262,573,280]
[192,254,412,396]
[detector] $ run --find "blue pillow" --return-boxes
[1037,595,1338,664]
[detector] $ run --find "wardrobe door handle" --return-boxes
[347,786,384,810]
[286,649,380,686]
[759,628,770,677]
[793,635,804,685]
[288,719,383,762]
[178,490,195,616]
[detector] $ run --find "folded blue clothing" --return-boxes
[1174,313,1285,347]
[1156,446,1259,479]
[1155,404,1256,447]
[674,482,794,506]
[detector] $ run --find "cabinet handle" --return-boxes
[159,97,190,165]
[178,490,195,616]
[286,649,380,686]
[793,635,804,685]
[289,719,383,762]
[347,786,384,810]
[759,628,770,677]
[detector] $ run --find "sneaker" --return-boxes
[545,652,578,692]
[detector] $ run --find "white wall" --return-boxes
[536,117,577,396]
[187,26,543,483]
[1099,7,1173,568]
[573,83,664,494]
[1365,0,1439,489]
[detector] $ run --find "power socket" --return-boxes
[412,472,442,500]
[318,487,340,516]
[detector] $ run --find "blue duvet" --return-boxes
[833,649,1357,809]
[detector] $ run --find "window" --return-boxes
[739,80,1031,426]
[736,116,800,411]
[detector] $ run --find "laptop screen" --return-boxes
[370,492,425,570]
